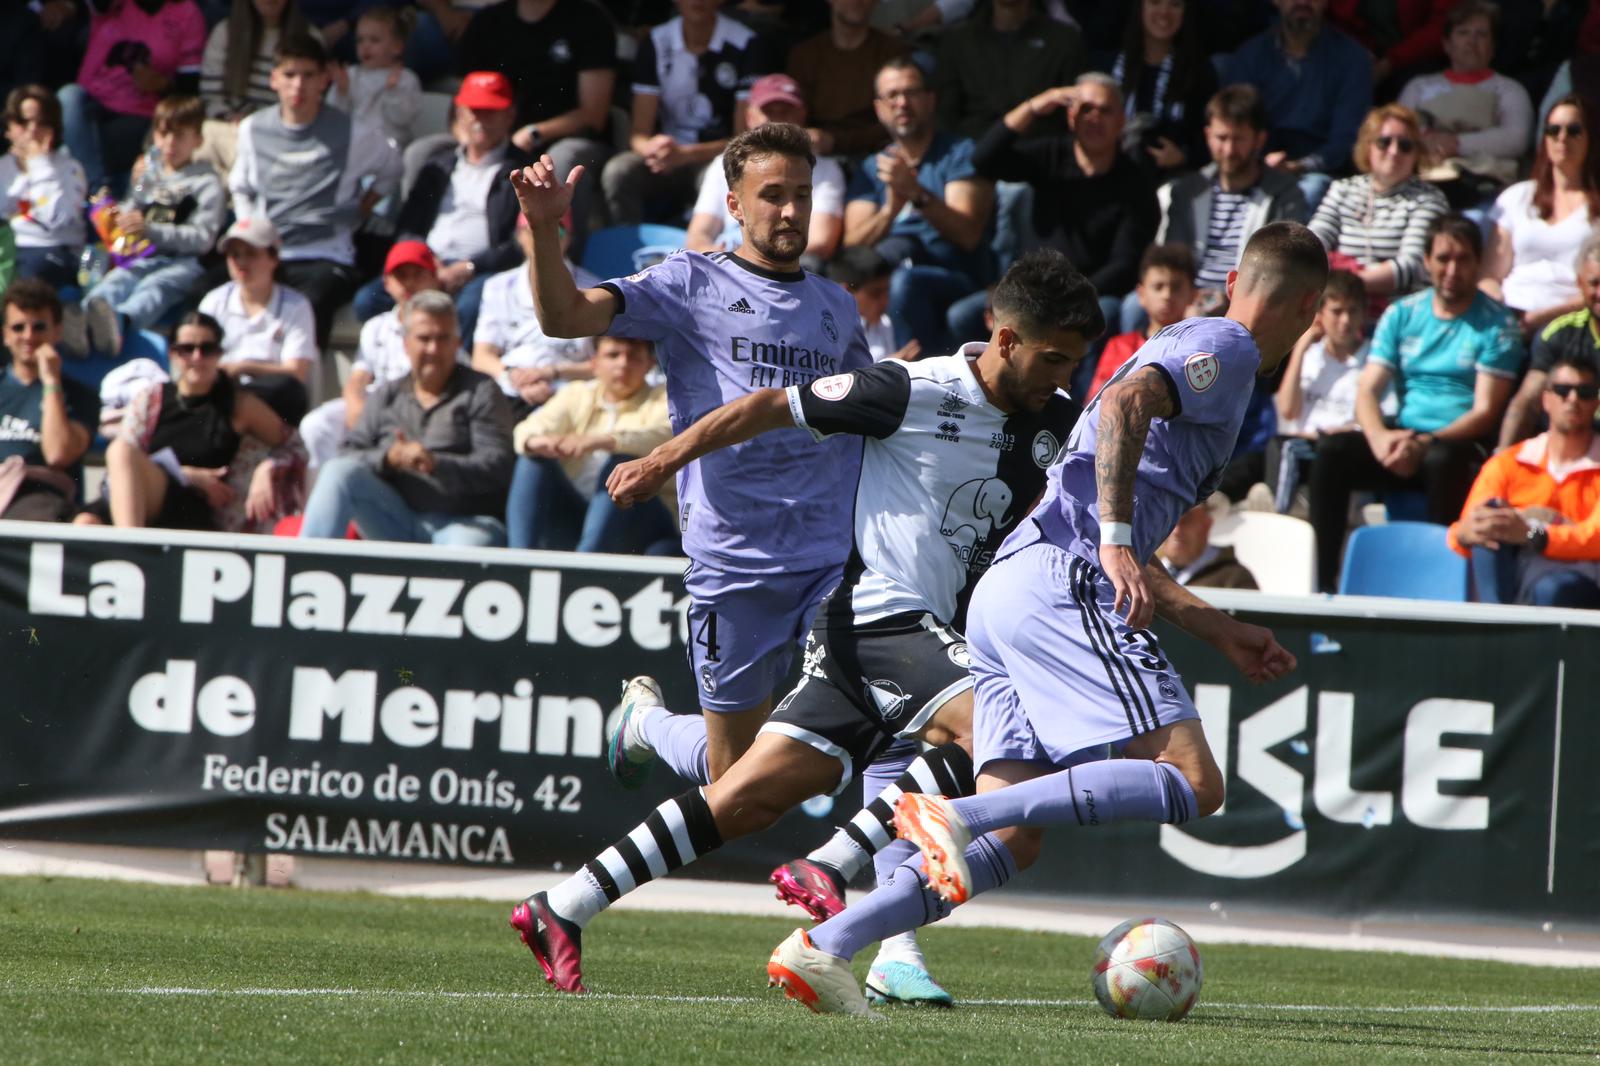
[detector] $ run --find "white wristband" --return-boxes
[1102,521,1134,547]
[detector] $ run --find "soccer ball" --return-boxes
[1090,917,1203,1022]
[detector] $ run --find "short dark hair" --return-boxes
[3,277,62,324]
[152,95,206,134]
[1139,243,1197,283]
[3,85,62,150]
[1425,213,1483,259]
[990,250,1105,342]
[1549,351,1600,380]
[1320,269,1367,310]
[875,55,927,92]
[173,310,225,345]
[1445,0,1498,36]
[827,246,893,289]
[1205,84,1267,131]
[722,121,815,191]
[1236,221,1329,299]
[275,32,329,68]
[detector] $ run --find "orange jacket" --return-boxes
[1448,434,1600,560]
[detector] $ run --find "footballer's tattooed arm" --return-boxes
[1094,366,1176,526]
[607,389,795,507]
[1094,366,1176,628]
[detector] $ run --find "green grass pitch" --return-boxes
[2,876,1596,1064]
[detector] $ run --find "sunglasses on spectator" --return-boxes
[1545,123,1585,140]
[1374,135,1416,154]
[1548,382,1600,400]
[6,319,50,334]
[171,342,223,358]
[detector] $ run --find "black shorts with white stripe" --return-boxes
[760,610,974,790]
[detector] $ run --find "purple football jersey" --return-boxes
[1007,316,1263,564]
[600,251,871,573]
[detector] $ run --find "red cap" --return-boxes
[455,71,514,111]
[384,240,439,275]
[748,74,805,116]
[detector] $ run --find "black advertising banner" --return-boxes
[0,527,846,874]
[1031,605,1587,921]
[0,526,1595,923]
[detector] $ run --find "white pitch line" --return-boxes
[11,986,1599,1014]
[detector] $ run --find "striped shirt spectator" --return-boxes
[1308,105,1448,302]
[1309,173,1448,295]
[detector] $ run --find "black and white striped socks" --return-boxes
[543,787,724,928]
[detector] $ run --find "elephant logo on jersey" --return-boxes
[947,643,971,669]
[1031,429,1060,468]
[812,373,854,400]
[1184,352,1220,392]
[865,679,911,722]
[821,309,839,343]
[941,477,1014,562]
[550,39,572,63]
[802,635,827,677]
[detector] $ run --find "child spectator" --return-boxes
[0,85,87,289]
[197,0,315,174]
[827,245,917,362]
[1272,269,1375,512]
[326,6,420,147]
[198,216,319,425]
[83,96,226,357]
[1087,244,1196,398]
[230,33,401,344]
[506,336,676,554]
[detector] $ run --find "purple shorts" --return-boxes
[965,541,1198,773]
[683,560,842,713]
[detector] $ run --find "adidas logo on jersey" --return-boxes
[727,297,756,314]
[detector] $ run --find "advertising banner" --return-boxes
[0,527,1593,922]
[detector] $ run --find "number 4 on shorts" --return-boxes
[695,611,721,663]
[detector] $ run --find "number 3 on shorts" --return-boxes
[694,611,721,663]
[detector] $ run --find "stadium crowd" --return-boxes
[1,0,1599,605]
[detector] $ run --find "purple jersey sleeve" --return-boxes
[597,254,694,361]
[1143,321,1262,425]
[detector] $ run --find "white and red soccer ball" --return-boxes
[1090,917,1203,1022]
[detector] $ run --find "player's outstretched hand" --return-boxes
[510,156,584,227]
[1100,543,1153,630]
[1219,620,1297,684]
[607,455,670,509]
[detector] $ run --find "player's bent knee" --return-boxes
[993,826,1043,871]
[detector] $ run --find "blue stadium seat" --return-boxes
[580,224,689,280]
[1337,521,1467,601]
